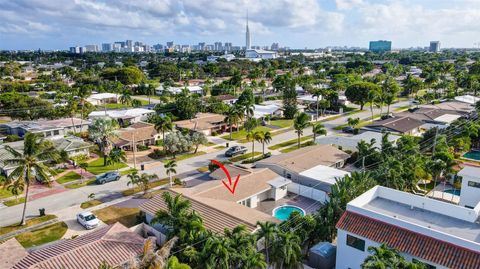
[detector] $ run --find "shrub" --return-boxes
[148,149,166,159]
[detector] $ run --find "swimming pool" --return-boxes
[444,189,461,196]
[463,151,480,161]
[273,205,305,221]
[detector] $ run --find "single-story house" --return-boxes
[214,94,238,105]
[112,122,160,150]
[0,118,90,138]
[454,95,480,105]
[174,112,227,136]
[89,108,155,125]
[245,49,278,60]
[256,144,350,198]
[316,131,401,152]
[253,104,283,119]
[395,107,463,129]
[4,223,147,269]
[0,136,91,176]
[363,116,424,136]
[86,93,118,105]
[420,101,476,116]
[156,85,204,95]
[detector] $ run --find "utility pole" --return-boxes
[132,132,137,170]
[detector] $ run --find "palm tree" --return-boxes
[152,192,191,236]
[3,133,59,225]
[79,162,88,183]
[7,180,24,202]
[89,118,119,166]
[164,160,177,187]
[362,244,425,269]
[368,87,380,122]
[260,131,272,156]
[312,122,327,142]
[127,170,140,188]
[120,89,132,105]
[256,221,277,265]
[107,148,127,171]
[137,173,159,195]
[131,99,142,108]
[312,88,323,120]
[76,85,92,133]
[127,237,190,269]
[246,131,263,161]
[154,116,173,146]
[270,231,303,269]
[293,112,310,148]
[347,117,360,129]
[224,106,243,140]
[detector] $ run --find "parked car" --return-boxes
[342,126,355,134]
[95,171,120,185]
[225,146,248,157]
[76,211,99,229]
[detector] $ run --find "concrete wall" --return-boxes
[460,174,480,209]
[287,183,328,202]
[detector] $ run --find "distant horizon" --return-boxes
[1,0,480,50]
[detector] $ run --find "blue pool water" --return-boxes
[273,205,305,221]
[463,151,480,161]
[444,189,461,196]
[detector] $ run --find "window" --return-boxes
[53,130,60,135]
[346,234,365,251]
[286,173,292,179]
[468,181,480,188]
[45,131,51,137]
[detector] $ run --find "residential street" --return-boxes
[0,100,410,227]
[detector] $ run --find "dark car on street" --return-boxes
[95,171,120,184]
[225,146,248,157]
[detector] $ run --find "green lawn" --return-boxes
[85,158,128,175]
[394,105,411,112]
[221,126,272,141]
[56,171,81,184]
[93,206,140,228]
[64,178,96,189]
[214,145,226,150]
[161,151,206,163]
[80,199,103,209]
[134,95,162,100]
[0,188,17,199]
[121,178,169,196]
[269,119,293,128]
[3,197,26,207]
[229,152,262,162]
[280,141,315,153]
[16,222,68,248]
[197,166,209,173]
[333,114,381,130]
[268,136,312,150]
[103,99,149,109]
[0,215,57,236]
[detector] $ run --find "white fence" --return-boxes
[287,183,329,202]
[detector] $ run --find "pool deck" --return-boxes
[255,192,321,216]
[426,183,460,204]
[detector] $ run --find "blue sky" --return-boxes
[1,0,479,50]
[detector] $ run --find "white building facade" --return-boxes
[336,186,480,269]
[458,166,480,209]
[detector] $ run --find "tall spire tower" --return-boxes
[245,10,251,51]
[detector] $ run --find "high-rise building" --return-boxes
[126,40,133,49]
[69,46,81,54]
[166,41,174,48]
[271,43,279,51]
[245,12,251,50]
[198,42,206,50]
[214,42,223,51]
[85,45,98,52]
[102,43,113,52]
[429,41,441,53]
[369,40,392,52]
[224,42,232,51]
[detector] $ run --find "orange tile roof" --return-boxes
[336,211,480,269]
[13,223,145,269]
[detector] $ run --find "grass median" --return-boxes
[56,171,81,184]
[0,214,57,236]
[16,222,68,248]
[268,136,312,150]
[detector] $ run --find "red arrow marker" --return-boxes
[211,160,241,194]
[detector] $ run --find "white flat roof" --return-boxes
[253,104,281,118]
[299,165,350,185]
[347,186,480,251]
[316,132,400,150]
[89,93,117,100]
[89,108,154,119]
[433,114,461,123]
[297,95,321,102]
[454,95,480,105]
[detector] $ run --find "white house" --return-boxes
[454,95,480,105]
[336,185,480,269]
[316,131,401,152]
[86,93,118,105]
[458,166,480,209]
[156,85,204,95]
[0,118,90,138]
[245,49,278,60]
[88,108,155,124]
[253,104,283,119]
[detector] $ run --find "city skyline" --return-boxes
[1,0,480,50]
